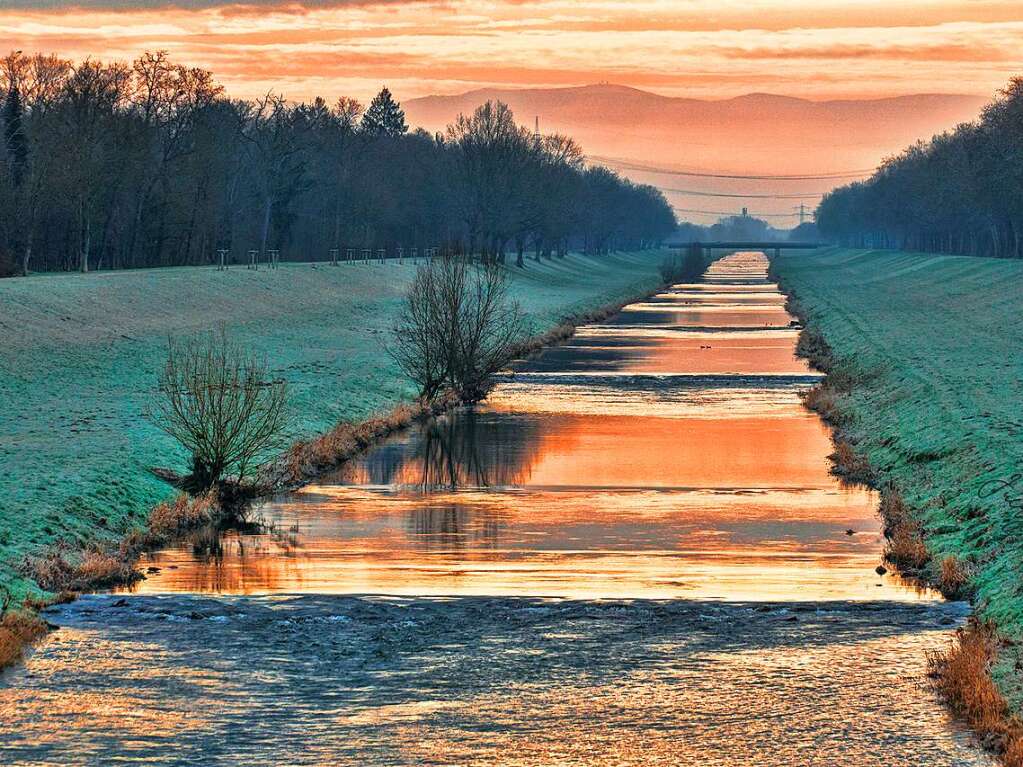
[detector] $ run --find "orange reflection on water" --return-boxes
[128,252,922,603]
[530,327,812,376]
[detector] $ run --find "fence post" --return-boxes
[248,249,258,271]
[216,248,229,271]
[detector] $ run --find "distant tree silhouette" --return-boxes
[361,87,407,138]
[0,50,676,276]
[818,76,1023,259]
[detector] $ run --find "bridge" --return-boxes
[667,241,825,257]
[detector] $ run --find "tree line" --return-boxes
[817,77,1023,259]
[0,50,676,277]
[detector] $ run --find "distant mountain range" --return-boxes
[404,84,985,178]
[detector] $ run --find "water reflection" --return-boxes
[128,251,924,602]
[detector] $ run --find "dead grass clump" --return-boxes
[801,383,850,426]
[281,393,461,485]
[928,620,1023,761]
[0,609,48,670]
[939,554,972,600]
[146,492,218,542]
[880,486,930,572]
[829,439,876,486]
[795,326,834,370]
[24,545,141,593]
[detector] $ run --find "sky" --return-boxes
[1,0,1022,104]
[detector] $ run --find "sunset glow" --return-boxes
[2,0,1021,103]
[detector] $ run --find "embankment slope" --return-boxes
[773,247,1023,701]
[0,252,664,601]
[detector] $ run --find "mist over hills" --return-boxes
[405,84,984,175]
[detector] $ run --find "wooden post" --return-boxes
[329,248,339,266]
[217,248,228,271]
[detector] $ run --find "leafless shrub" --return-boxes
[153,328,289,490]
[390,255,524,402]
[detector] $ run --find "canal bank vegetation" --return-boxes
[153,328,290,494]
[658,246,709,285]
[773,246,1023,763]
[389,255,525,402]
[0,607,47,671]
[929,621,1023,765]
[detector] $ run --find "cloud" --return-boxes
[1,1,1020,101]
[1,0,414,7]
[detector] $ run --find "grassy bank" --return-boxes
[0,251,665,603]
[772,247,1023,710]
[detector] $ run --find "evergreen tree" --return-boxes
[3,84,28,188]
[361,87,407,138]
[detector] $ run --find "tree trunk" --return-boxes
[260,194,273,260]
[81,217,91,274]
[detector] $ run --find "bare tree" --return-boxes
[0,50,678,276]
[390,255,524,402]
[154,328,289,491]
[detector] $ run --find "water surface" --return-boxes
[0,252,989,766]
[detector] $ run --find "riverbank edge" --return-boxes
[1,271,689,672]
[768,255,1023,766]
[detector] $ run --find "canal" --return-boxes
[0,252,990,765]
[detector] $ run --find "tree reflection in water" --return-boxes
[356,408,549,550]
[358,407,548,491]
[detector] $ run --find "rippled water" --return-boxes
[0,253,990,765]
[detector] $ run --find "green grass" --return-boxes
[0,251,665,602]
[773,247,1023,702]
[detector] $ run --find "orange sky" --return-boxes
[2,0,1022,103]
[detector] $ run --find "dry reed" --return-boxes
[928,620,1023,763]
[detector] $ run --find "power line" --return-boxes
[662,185,822,198]
[672,207,799,219]
[593,154,874,181]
